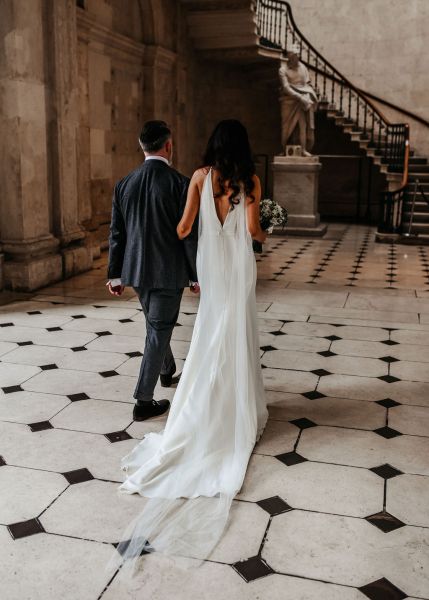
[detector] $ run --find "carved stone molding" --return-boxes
[77,8,145,63]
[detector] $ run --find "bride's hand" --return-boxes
[190,283,200,294]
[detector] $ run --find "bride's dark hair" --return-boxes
[203,119,255,208]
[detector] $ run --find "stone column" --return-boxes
[0,0,62,291]
[45,0,92,276]
[272,155,327,236]
[143,45,178,139]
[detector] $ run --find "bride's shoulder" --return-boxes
[251,174,261,189]
[191,166,210,180]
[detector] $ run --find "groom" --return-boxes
[107,120,198,421]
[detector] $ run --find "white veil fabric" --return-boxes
[107,170,268,576]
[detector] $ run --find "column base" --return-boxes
[2,237,93,292]
[4,254,63,292]
[61,243,93,279]
[281,223,327,237]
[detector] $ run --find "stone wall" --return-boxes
[288,0,429,155]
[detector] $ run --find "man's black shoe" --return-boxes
[160,372,181,388]
[133,399,170,421]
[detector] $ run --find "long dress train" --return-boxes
[109,170,268,573]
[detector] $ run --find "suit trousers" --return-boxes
[133,287,183,403]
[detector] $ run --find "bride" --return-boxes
[113,119,268,571]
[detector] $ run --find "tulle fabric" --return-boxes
[107,170,268,576]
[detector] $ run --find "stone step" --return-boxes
[408,157,428,165]
[403,197,429,208]
[408,164,429,173]
[408,173,429,183]
[402,210,429,222]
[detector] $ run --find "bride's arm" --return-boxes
[246,175,267,243]
[177,169,203,239]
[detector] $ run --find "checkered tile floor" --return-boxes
[0,224,428,599]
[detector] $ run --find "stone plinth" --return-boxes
[272,155,327,236]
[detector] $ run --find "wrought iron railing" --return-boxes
[254,0,410,232]
[402,177,429,237]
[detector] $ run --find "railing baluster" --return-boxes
[363,103,367,137]
[322,64,327,102]
[314,55,318,93]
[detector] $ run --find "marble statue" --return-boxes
[279,43,318,156]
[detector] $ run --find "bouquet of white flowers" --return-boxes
[253,198,288,253]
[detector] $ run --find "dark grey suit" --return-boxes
[108,159,198,402]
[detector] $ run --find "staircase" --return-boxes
[182,0,429,241]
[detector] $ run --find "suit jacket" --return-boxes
[107,159,198,289]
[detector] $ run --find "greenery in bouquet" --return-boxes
[253,198,288,253]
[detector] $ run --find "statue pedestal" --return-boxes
[272,155,327,236]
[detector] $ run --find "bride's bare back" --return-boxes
[177,167,266,243]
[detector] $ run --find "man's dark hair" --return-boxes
[139,120,171,153]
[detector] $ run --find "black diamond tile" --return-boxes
[105,430,132,443]
[289,417,317,429]
[256,495,293,516]
[29,420,53,432]
[119,318,133,323]
[365,510,406,533]
[260,345,277,352]
[71,314,86,319]
[375,398,401,408]
[0,456,6,466]
[62,467,94,485]
[46,326,62,332]
[71,346,87,352]
[95,331,112,336]
[311,369,331,377]
[99,370,119,378]
[0,322,14,327]
[379,356,399,363]
[27,310,41,315]
[318,350,336,357]
[232,556,274,582]
[370,463,403,479]
[126,351,143,358]
[358,577,406,600]
[67,392,90,402]
[2,385,23,394]
[270,330,286,336]
[373,426,402,439]
[40,363,58,371]
[302,390,326,400]
[114,538,150,557]
[17,341,33,346]
[325,335,341,341]
[378,375,400,383]
[381,339,399,346]
[8,518,45,540]
[275,451,307,466]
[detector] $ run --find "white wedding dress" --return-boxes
[111,170,268,572]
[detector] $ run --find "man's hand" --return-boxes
[190,283,200,294]
[107,282,125,296]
